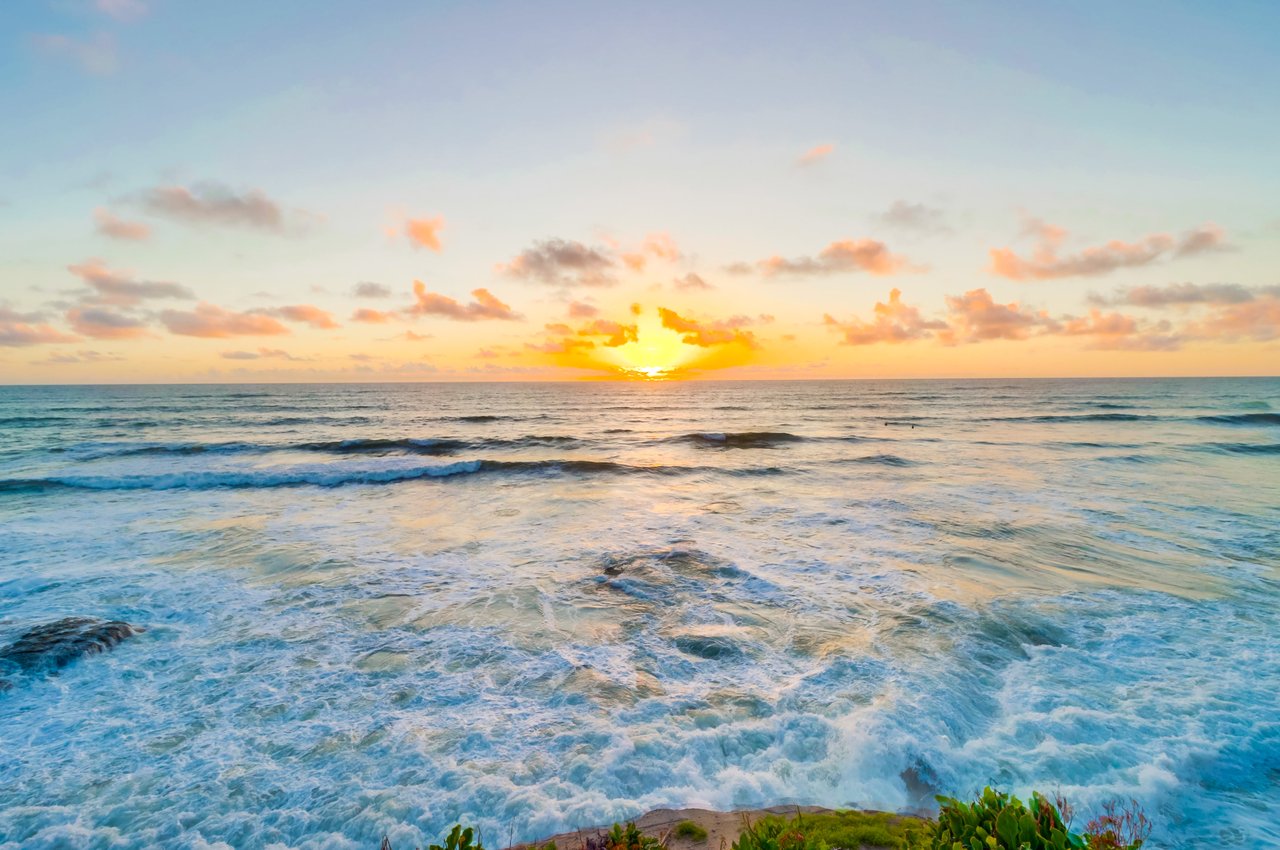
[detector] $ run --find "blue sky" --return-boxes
[1,0,1277,380]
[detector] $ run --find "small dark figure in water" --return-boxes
[0,617,143,690]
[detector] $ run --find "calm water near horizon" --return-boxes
[0,378,1276,849]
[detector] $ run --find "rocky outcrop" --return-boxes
[0,617,143,690]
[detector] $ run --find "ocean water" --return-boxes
[0,379,1277,850]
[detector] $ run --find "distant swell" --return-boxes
[981,413,1163,423]
[1196,413,1280,426]
[1198,443,1280,456]
[0,458,785,494]
[677,431,807,448]
[62,435,584,460]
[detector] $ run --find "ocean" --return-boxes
[0,379,1276,849]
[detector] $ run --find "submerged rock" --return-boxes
[0,617,143,688]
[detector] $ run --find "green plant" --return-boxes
[732,810,928,850]
[674,820,708,842]
[731,815,822,850]
[430,824,485,850]
[605,822,664,850]
[923,787,1086,850]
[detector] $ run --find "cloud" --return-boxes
[35,349,125,364]
[657,307,759,348]
[160,303,290,338]
[219,347,304,361]
[823,288,948,345]
[673,273,714,291]
[353,281,391,299]
[404,217,445,252]
[35,33,118,75]
[797,143,834,166]
[577,319,638,347]
[526,338,596,354]
[407,280,521,321]
[755,239,916,277]
[500,239,616,287]
[67,259,193,305]
[95,0,147,21]
[1057,309,1184,351]
[93,208,150,241]
[939,288,1057,344]
[1188,294,1280,342]
[567,300,599,318]
[351,308,395,324]
[258,304,339,329]
[1091,282,1269,308]
[0,306,79,347]
[141,182,308,233]
[989,220,1230,281]
[65,305,150,339]
[621,232,682,270]
[874,201,950,235]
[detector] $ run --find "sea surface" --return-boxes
[0,379,1277,850]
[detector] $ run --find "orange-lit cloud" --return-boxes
[940,288,1056,343]
[823,288,948,345]
[260,304,340,329]
[797,143,834,166]
[755,239,916,277]
[989,221,1229,281]
[500,239,616,287]
[351,308,395,323]
[65,306,150,339]
[1188,294,1280,342]
[404,216,445,251]
[1057,309,1183,351]
[657,307,759,348]
[407,280,521,321]
[68,259,193,305]
[35,349,125,365]
[160,303,291,338]
[93,208,150,241]
[577,318,639,347]
[567,300,599,318]
[0,307,79,347]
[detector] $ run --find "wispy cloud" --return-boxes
[567,301,599,318]
[35,349,125,365]
[1090,282,1273,308]
[797,143,834,167]
[351,308,395,324]
[823,288,948,345]
[0,306,78,347]
[141,182,313,233]
[673,272,714,291]
[754,239,918,277]
[160,304,291,338]
[500,239,617,287]
[257,304,339,329]
[93,208,151,241]
[873,201,950,235]
[219,347,305,361]
[65,305,150,339]
[95,0,147,21]
[989,219,1230,281]
[352,282,391,299]
[67,259,192,305]
[407,281,521,321]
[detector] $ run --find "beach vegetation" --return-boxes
[674,820,708,842]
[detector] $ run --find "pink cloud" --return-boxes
[404,217,445,252]
[351,308,395,324]
[567,301,599,318]
[160,303,291,338]
[756,239,916,277]
[93,208,151,241]
[797,143,834,166]
[0,307,78,347]
[260,304,339,329]
[940,288,1057,344]
[65,306,150,339]
[67,259,192,305]
[407,280,521,321]
[823,288,948,345]
[989,220,1229,281]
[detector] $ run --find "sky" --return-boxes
[1,0,1278,383]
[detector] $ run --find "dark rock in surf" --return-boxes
[0,617,143,688]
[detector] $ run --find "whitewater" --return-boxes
[0,379,1276,849]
